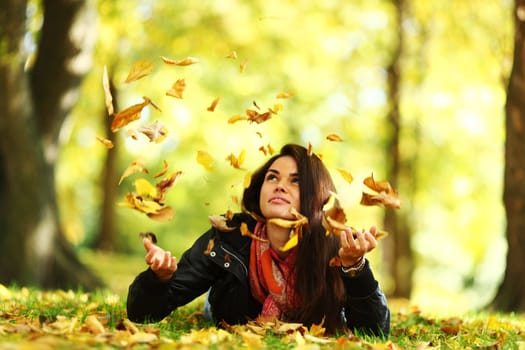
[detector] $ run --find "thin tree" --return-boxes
[490,0,525,311]
[0,0,103,289]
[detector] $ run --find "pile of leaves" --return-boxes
[1,285,524,349]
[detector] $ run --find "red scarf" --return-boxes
[249,222,297,319]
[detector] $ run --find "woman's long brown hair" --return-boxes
[242,144,346,333]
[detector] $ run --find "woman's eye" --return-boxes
[291,177,300,184]
[266,174,277,181]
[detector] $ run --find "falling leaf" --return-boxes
[228,115,247,124]
[246,109,272,124]
[241,222,268,242]
[156,171,183,201]
[96,136,114,149]
[111,97,151,132]
[197,150,214,171]
[276,92,294,99]
[166,79,187,99]
[360,173,401,209]
[161,56,199,66]
[336,168,353,184]
[139,232,157,244]
[147,206,174,222]
[137,120,168,143]
[243,172,252,188]
[307,142,313,156]
[209,215,236,232]
[240,59,248,73]
[153,160,169,178]
[119,159,149,185]
[225,51,238,59]
[102,65,114,116]
[207,96,221,112]
[124,60,153,83]
[269,103,284,114]
[225,149,245,169]
[326,134,343,142]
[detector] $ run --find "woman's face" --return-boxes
[259,156,301,220]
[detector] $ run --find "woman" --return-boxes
[127,143,390,336]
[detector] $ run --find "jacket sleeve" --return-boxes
[127,229,222,323]
[341,259,391,337]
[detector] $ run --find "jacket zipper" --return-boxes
[220,246,248,276]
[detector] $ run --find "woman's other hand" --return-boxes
[338,226,378,267]
[143,238,177,281]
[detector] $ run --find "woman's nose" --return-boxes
[275,182,286,192]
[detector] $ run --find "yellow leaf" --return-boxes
[166,79,186,99]
[336,168,353,184]
[276,92,294,99]
[228,115,247,124]
[326,134,343,142]
[280,233,298,252]
[161,56,199,66]
[197,150,214,171]
[207,96,221,112]
[119,160,149,185]
[102,65,114,116]
[96,136,114,149]
[111,97,151,132]
[134,178,157,197]
[124,60,153,83]
[85,315,105,334]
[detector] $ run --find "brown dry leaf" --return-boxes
[147,206,174,222]
[197,150,214,171]
[246,109,272,124]
[137,120,168,143]
[276,92,294,99]
[204,238,215,255]
[119,159,149,185]
[225,149,245,169]
[326,133,343,142]
[153,160,169,178]
[166,79,187,99]
[111,97,151,132]
[225,51,238,59]
[307,142,313,156]
[207,96,221,112]
[96,136,114,149]
[156,171,183,201]
[124,60,153,83]
[161,56,199,66]
[336,168,354,184]
[209,215,236,232]
[360,173,401,209]
[102,65,114,116]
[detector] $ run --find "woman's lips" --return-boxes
[269,197,289,204]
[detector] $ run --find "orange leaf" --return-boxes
[246,109,272,124]
[124,60,153,83]
[360,173,401,209]
[161,56,199,66]
[147,206,174,222]
[166,79,186,99]
[228,115,247,124]
[207,96,221,112]
[102,65,114,116]
[96,136,114,149]
[326,134,343,142]
[111,97,151,132]
[153,160,169,178]
[225,149,245,169]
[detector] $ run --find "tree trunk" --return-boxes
[382,0,414,298]
[0,0,103,290]
[490,0,525,311]
[95,72,120,251]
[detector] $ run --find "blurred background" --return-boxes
[1,0,516,316]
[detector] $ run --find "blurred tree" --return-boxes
[0,0,103,289]
[490,0,525,311]
[381,0,414,298]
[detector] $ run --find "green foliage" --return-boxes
[45,0,515,312]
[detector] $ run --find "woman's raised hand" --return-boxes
[338,226,378,267]
[143,238,177,281]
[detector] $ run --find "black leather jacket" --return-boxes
[127,213,390,336]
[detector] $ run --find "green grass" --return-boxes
[1,250,523,349]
